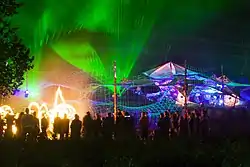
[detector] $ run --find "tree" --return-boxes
[0,0,34,98]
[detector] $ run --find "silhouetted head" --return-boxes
[33,112,37,117]
[117,111,122,117]
[164,111,169,117]
[125,112,130,116]
[203,110,208,117]
[19,112,24,117]
[96,113,100,119]
[142,112,146,117]
[25,108,29,114]
[64,113,67,119]
[191,113,195,118]
[75,114,79,120]
[108,113,112,117]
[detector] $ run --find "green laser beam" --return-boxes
[13,0,225,97]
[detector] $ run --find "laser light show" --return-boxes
[12,0,169,98]
[3,0,250,165]
[2,0,250,119]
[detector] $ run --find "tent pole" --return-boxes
[221,65,224,106]
[184,60,188,112]
[113,61,117,122]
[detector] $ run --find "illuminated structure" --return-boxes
[1,87,76,136]
[8,0,247,115]
[28,87,76,132]
[5,59,250,117]
[0,105,14,117]
[0,105,17,135]
[143,62,245,108]
[1,62,249,131]
[13,1,227,100]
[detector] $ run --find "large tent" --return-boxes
[140,61,249,107]
[143,62,199,79]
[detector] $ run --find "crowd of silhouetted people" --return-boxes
[2,107,250,166]
[0,107,211,142]
[82,108,210,141]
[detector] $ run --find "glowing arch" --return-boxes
[0,105,14,116]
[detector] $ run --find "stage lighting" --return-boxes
[155,82,160,86]
[204,94,211,100]
[12,89,20,95]
[216,84,222,89]
[24,90,29,98]
[195,93,200,96]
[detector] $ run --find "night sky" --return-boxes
[13,0,250,81]
[137,1,250,80]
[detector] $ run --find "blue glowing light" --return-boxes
[219,99,223,105]
[24,90,29,98]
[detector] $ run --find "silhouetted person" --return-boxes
[16,112,24,138]
[93,113,102,137]
[171,112,179,138]
[195,110,201,137]
[21,108,35,140]
[157,113,165,139]
[163,111,171,139]
[61,114,69,139]
[70,114,82,140]
[124,112,135,140]
[53,113,62,140]
[83,112,93,138]
[115,110,122,126]
[179,114,189,138]
[200,110,209,139]
[32,112,39,140]
[41,114,49,139]
[5,112,14,138]
[0,116,5,138]
[139,112,149,140]
[189,112,196,136]
[103,113,114,140]
[115,111,124,140]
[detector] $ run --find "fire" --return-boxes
[28,86,76,133]
[28,102,49,131]
[52,87,76,119]
[12,125,17,135]
[0,105,17,135]
[0,87,76,137]
[0,105,14,117]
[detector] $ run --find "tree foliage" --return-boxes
[0,0,34,97]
